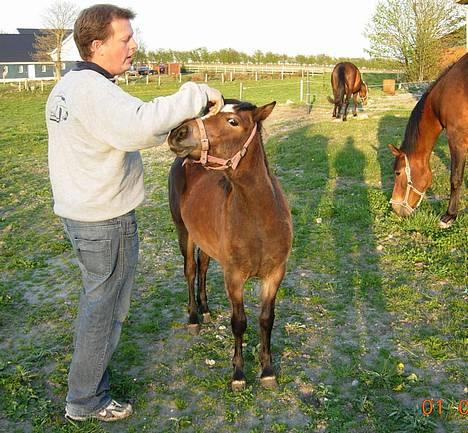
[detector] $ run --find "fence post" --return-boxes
[239,82,243,100]
[179,73,182,83]
[221,73,225,84]
[255,71,258,81]
[158,75,161,87]
[205,73,208,82]
[146,74,149,85]
[306,73,311,114]
[230,71,233,81]
[300,80,304,102]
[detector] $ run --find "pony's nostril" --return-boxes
[175,125,189,141]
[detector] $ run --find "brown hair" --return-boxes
[74,4,135,60]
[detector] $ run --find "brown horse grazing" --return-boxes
[388,53,468,228]
[167,100,293,391]
[328,62,368,121]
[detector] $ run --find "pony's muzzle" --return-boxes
[168,124,195,157]
[390,202,413,217]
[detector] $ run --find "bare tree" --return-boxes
[33,0,78,80]
[366,0,464,81]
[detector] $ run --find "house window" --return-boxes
[61,63,66,70]
[41,65,47,73]
[18,65,24,73]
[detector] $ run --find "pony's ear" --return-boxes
[388,144,402,157]
[254,101,276,122]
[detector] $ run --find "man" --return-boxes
[46,4,223,422]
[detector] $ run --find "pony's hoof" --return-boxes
[439,215,455,229]
[439,219,453,229]
[260,376,278,389]
[231,379,246,392]
[202,312,211,324]
[187,323,200,335]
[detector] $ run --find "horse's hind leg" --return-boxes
[352,93,358,117]
[342,92,351,121]
[225,271,248,391]
[196,248,211,323]
[178,230,200,333]
[258,264,286,389]
[440,136,467,228]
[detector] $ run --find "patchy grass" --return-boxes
[0,76,466,433]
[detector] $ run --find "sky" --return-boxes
[0,0,382,58]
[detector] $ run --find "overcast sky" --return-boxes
[0,0,383,57]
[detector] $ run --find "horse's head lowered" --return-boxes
[360,82,369,106]
[388,144,432,216]
[168,100,276,170]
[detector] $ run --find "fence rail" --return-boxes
[183,63,402,75]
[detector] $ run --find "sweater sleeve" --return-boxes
[72,74,208,151]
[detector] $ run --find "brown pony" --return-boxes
[167,100,293,391]
[388,53,467,228]
[328,62,368,121]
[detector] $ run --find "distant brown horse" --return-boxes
[167,100,293,391]
[389,53,467,228]
[328,62,368,121]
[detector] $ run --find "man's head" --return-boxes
[74,4,138,76]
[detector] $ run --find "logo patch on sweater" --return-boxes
[49,95,68,123]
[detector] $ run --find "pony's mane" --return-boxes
[401,62,457,154]
[224,99,257,112]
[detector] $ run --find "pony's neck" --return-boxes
[225,134,274,196]
[404,94,442,164]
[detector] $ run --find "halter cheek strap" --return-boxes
[389,154,425,213]
[185,118,258,171]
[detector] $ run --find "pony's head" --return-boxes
[359,82,369,106]
[168,100,276,170]
[388,144,431,216]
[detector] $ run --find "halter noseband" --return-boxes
[389,154,425,213]
[184,117,257,171]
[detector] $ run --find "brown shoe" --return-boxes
[65,399,133,422]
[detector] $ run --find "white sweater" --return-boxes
[47,70,209,222]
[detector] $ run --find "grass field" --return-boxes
[0,73,466,433]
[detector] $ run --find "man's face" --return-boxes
[91,18,138,75]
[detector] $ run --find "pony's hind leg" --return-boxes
[179,231,200,334]
[258,265,286,389]
[196,248,211,323]
[342,92,351,121]
[225,271,248,391]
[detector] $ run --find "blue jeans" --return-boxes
[61,210,139,416]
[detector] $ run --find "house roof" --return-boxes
[0,34,37,62]
[0,28,72,63]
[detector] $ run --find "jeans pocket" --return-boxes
[75,238,112,283]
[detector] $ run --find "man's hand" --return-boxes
[203,86,224,118]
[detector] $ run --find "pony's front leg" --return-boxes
[196,249,211,323]
[440,140,467,228]
[259,265,285,389]
[225,272,247,391]
[352,93,358,117]
[181,234,199,334]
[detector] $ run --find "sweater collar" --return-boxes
[74,61,117,82]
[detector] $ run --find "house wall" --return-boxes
[1,61,75,81]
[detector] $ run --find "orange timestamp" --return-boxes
[421,399,468,416]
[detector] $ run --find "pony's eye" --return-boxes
[227,118,239,126]
[395,171,401,176]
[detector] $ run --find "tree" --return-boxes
[33,0,78,80]
[366,0,464,81]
